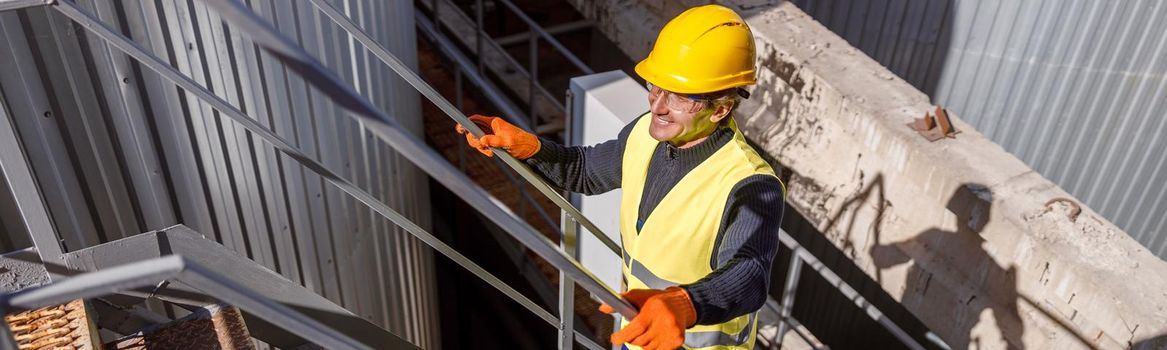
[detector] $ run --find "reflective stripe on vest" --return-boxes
[618,114,777,350]
[624,256,759,349]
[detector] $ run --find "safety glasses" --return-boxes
[647,83,710,113]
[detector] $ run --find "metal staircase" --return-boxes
[0,0,945,349]
[2,225,404,350]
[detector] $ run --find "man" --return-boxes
[456,5,784,350]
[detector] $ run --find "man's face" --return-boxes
[646,85,729,147]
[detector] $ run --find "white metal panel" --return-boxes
[568,70,647,292]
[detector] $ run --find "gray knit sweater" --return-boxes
[525,116,785,325]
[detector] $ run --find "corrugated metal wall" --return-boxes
[793,0,1167,258]
[0,0,438,347]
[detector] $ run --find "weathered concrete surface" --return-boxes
[567,0,1167,348]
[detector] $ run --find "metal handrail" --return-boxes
[414,7,595,346]
[417,4,535,130]
[774,229,948,350]
[307,0,620,256]
[48,2,618,348]
[414,5,598,346]
[52,0,555,326]
[413,0,602,240]
[413,9,560,234]
[204,0,639,341]
[298,3,628,347]
[59,0,636,337]
[417,0,572,125]
[494,0,593,75]
[0,255,374,350]
[761,298,820,349]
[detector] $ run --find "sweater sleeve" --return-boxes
[523,116,640,195]
[682,174,785,325]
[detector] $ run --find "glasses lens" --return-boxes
[647,83,706,112]
[667,93,705,112]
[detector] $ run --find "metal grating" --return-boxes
[108,304,254,350]
[3,300,97,350]
[793,0,1167,258]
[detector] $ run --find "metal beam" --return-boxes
[415,0,566,122]
[496,20,592,46]
[0,90,64,271]
[0,254,377,350]
[0,0,52,12]
[411,9,532,129]
[558,213,579,349]
[58,225,411,349]
[774,251,804,348]
[777,229,927,350]
[495,0,592,74]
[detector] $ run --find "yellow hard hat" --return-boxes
[635,4,757,95]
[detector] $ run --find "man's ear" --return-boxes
[708,101,734,123]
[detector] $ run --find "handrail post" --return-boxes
[495,0,593,74]
[778,230,928,350]
[775,251,803,348]
[558,215,579,349]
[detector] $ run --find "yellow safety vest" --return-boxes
[619,114,778,350]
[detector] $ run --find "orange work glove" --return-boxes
[598,287,697,350]
[453,114,540,160]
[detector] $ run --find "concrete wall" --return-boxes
[0,1,437,347]
[566,0,1167,348]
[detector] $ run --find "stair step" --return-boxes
[106,304,253,350]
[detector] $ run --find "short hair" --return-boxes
[703,88,745,117]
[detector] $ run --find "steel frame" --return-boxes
[46,0,563,339]
[0,253,376,350]
[0,83,63,276]
[47,1,622,348]
[47,225,412,349]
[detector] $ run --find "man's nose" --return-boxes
[649,94,670,115]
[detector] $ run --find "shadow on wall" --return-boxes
[790,0,955,96]
[863,177,1134,350]
[774,175,937,349]
[1132,334,1167,350]
[870,184,1025,349]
